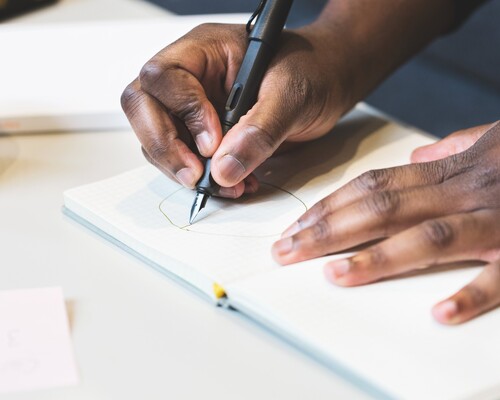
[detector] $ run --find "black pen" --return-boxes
[189,0,294,224]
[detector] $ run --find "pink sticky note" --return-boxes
[0,287,79,393]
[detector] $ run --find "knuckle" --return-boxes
[364,191,401,219]
[243,123,281,157]
[120,83,143,117]
[461,284,489,310]
[422,161,448,183]
[356,169,391,192]
[311,219,331,242]
[176,99,205,126]
[366,246,388,267]
[146,137,169,164]
[444,150,476,178]
[313,198,331,220]
[467,165,500,191]
[139,61,164,91]
[421,219,455,250]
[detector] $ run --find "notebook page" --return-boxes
[64,165,301,299]
[64,109,435,299]
[226,257,500,400]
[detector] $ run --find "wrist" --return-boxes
[291,23,355,117]
[294,0,456,110]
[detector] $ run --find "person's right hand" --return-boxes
[121,23,350,198]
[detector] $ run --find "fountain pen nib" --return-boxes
[189,191,209,224]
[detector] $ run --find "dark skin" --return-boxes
[272,122,500,324]
[122,0,499,323]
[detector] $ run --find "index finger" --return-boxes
[282,159,457,238]
[121,79,203,188]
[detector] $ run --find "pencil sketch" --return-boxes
[158,183,307,238]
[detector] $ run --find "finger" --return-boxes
[214,174,259,198]
[432,261,500,325]
[139,41,224,157]
[281,161,453,238]
[243,174,259,194]
[216,183,245,199]
[210,94,290,188]
[411,122,498,163]
[273,183,466,265]
[322,210,499,286]
[122,80,203,188]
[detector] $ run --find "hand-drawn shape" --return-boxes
[158,183,307,238]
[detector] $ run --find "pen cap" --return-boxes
[249,0,293,48]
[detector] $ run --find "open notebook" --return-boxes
[63,108,500,400]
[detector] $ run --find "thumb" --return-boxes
[411,122,497,163]
[210,94,291,187]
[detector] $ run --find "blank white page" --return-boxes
[63,109,436,300]
[227,257,500,400]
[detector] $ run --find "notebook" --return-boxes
[0,15,248,133]
[63,107,500,400]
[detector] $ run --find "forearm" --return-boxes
[300,0,456,112]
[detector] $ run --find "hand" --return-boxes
[272,121,500,325]
[121,23,349,198]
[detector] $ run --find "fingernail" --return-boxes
[176,168,196,188]
[273,237,293,256]
[326,258,351,280]
[218,186,237,198]
[433,300,458,323]
[218,155,246,184]
[282,222,301,238]
[195,131,213,155]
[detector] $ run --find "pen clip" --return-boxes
[246,0,267,33]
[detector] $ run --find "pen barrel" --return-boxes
[222,39,274,129]
[221,0,293,131]
[250,0,293,47]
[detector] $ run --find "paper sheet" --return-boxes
[0,287,79,393]
[227,257,500,400]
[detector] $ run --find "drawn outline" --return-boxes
[158,182,307,238]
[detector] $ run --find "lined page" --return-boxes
[227,257,500,400]
[64,109,436,299]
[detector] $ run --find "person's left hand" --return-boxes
[272,121,500,325]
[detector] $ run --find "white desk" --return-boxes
[1,1,370,399]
